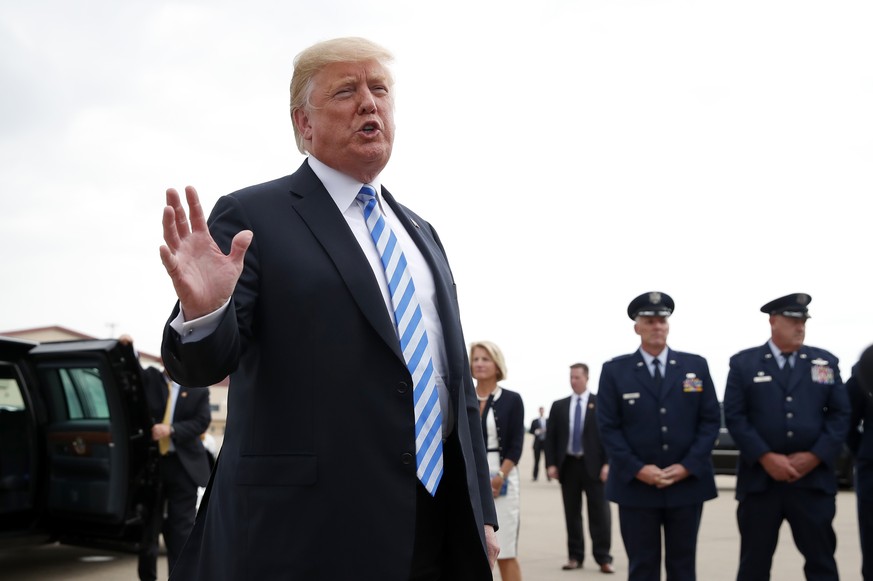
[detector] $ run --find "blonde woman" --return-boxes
[471,341,525,581]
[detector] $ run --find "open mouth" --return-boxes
[360,121,381,134]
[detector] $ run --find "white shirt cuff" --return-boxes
[169,299,231,343]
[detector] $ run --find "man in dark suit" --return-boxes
[529,406,549,481]
[847,344,873,580]
[120,335,211,581]
[156,37,497,580]
[597,292,720,581]
[724,293,850,581]
[545,363,613,573]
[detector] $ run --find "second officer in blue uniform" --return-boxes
[597,292,720,581]
[724,293,850,581]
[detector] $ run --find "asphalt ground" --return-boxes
[2,433,863,580]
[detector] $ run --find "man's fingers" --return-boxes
[162,205,182,250]
[185,185,209,232]
[228,230,254,264]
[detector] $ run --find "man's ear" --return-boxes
[292,108,312,141]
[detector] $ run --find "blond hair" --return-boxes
[289,37,394,154]
[469,341,508,382]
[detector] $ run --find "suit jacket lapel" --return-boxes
[287,163,404,364]
[633,353,660,399]
[786,347,809,394]
[555,397,571,444]
[759,344,786,390]
[382,188,466,394]
[583,393,596,433]
[661,350,678,399]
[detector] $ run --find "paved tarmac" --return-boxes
[498,435,863,580]
[1,434,864,580]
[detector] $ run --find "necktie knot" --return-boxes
[357,184,377,203]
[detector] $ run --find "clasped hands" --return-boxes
[759,451,820,483]
[637,464,689,488]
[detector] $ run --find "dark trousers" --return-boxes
[860,493,873,581]
[532,439,546,480]
[618,503,702,581]
[139,454,199,581]
[736,485,838,581]
[560,456,612,565]
[409,433,491,581]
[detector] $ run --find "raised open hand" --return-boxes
[159,186,253,320]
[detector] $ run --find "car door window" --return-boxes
[36,359,129,519]
[57,367,109,420]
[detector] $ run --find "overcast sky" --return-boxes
[2,0,871,422]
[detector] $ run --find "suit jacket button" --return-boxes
[397,382,409,394]
[661,426,668,432]
[787,431,794,438]
[401,453,414,465]
[662,444,669,451]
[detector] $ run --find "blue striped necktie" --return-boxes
[356,184,444,495]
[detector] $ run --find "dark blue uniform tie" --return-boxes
[653,358,663,387]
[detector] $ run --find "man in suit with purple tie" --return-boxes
[545,363,614,573]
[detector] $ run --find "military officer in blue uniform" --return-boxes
[597,292,720,581]
[724,293,850,581]
[847,344,873,580]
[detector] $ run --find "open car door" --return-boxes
[0,338,158,553]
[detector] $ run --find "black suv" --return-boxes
[0,336,158,553]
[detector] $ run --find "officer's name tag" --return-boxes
[623,392,641,400]
[753,375,772,383]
